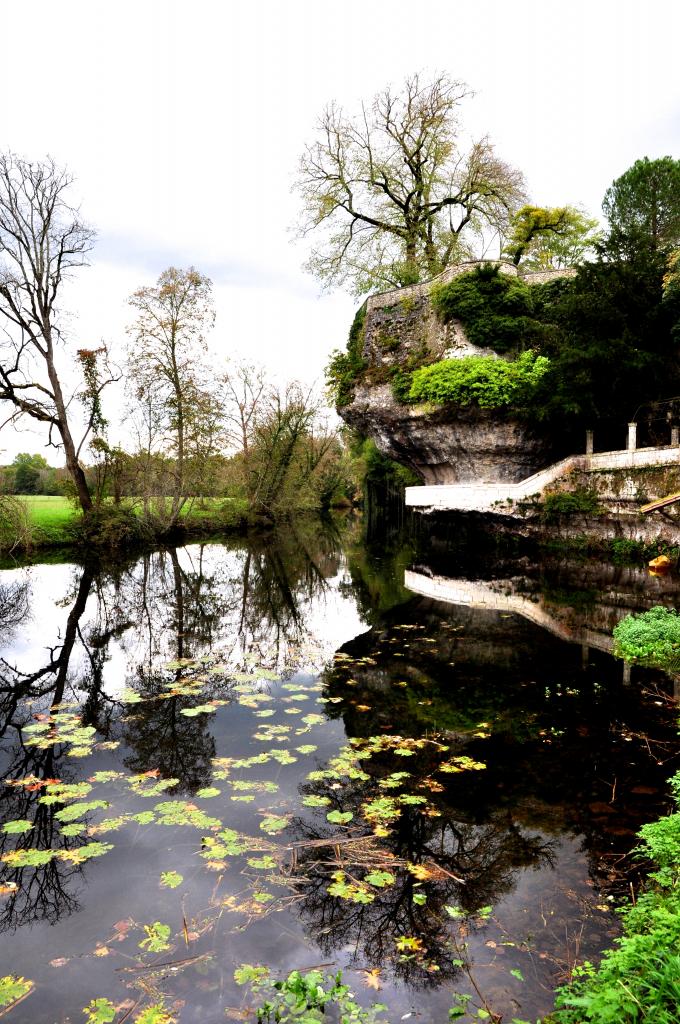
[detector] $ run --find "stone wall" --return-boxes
[406,445,680,512]
[360,260,576,372]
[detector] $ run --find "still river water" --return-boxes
[0,516,678,1023]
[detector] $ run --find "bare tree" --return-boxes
[126,266,219,526]
[296,72,526,294]
[0,153,102,511]
[221,360,267,456]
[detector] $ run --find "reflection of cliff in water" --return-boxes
[320,588,678,899]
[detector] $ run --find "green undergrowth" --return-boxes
[0,495,253,551]
[552,769,680,1023]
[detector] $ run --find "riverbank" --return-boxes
[0,494,253,551]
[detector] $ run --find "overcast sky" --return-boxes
[1,0,679,460]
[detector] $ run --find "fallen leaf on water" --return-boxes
[50,958,70,968]
[359,968,383,991]
[93,945,110,957]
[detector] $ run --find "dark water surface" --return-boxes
[0,517,678,1023]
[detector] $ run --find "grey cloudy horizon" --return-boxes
[1,0,679,460]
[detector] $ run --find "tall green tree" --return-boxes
[296,72,526,294]
[11,453,48,494]
[602,156,680,251]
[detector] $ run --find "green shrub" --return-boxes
[326,304,367,407]
[0,495,34,552]
[408,350,550,409]
[612,606,680,668]
[541,488,601,522]
[74,504,155,549]
[554,769,680,1023]
[430,264,545,353]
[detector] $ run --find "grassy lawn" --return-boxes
[15,495,249,547]
[19,495,78,543]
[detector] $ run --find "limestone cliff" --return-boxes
[338,261,568,484]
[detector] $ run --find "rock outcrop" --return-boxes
[342,382,551,484]
[338,261,564,484]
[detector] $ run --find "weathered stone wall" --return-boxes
[361,260,576,371]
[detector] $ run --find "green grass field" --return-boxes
[20,495,78,543]
[15,494,249,547]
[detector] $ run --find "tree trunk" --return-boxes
[44,345,92,513]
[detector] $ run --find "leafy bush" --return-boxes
[541,488,601,522]
[430,264,545,353]
[613,606,680,669]
[0,495,33,552]
[74,504,155,549]
[326,304,367,407]
[408,350,550,409]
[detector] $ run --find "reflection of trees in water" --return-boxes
[0,576,31,646]
[0,569,96,932]
[0,522,348,928]
[289,750,554,986]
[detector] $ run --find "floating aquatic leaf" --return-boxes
[247,855,277,869]
[364,870,395,888]
[131,810,156,825]
[60,819,87,835]
[2,819,33,834]
[160,871,183,889]
[55,800,109,822]
[128,775,179,798]
[139,921,172,953]
[413,892,427,905]
[360,968,383,991]
[252,892,274,903]
[300,713,325,727]
[134,1005,176,1024]
[296,744,318,754]
[196,787,221,799]
[89,771,122,784]
[58,842,113,864]
[2,848,54,867]
[0,975,33,1009]
[259,815,289,835]
[120,688,143,704]
[395,936,424,954]
[302,795,331,808]
[328,871,374,904]
[88,815,129,836]
[180,704,216,717]
[326,810,353,825]
[39,782,92,804]
[154,800,220,830]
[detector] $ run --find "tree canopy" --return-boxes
[502,204,600,269]
[602,156,680,252]
[296,72,526,295]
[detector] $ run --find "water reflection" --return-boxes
[0,517,677,1023]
